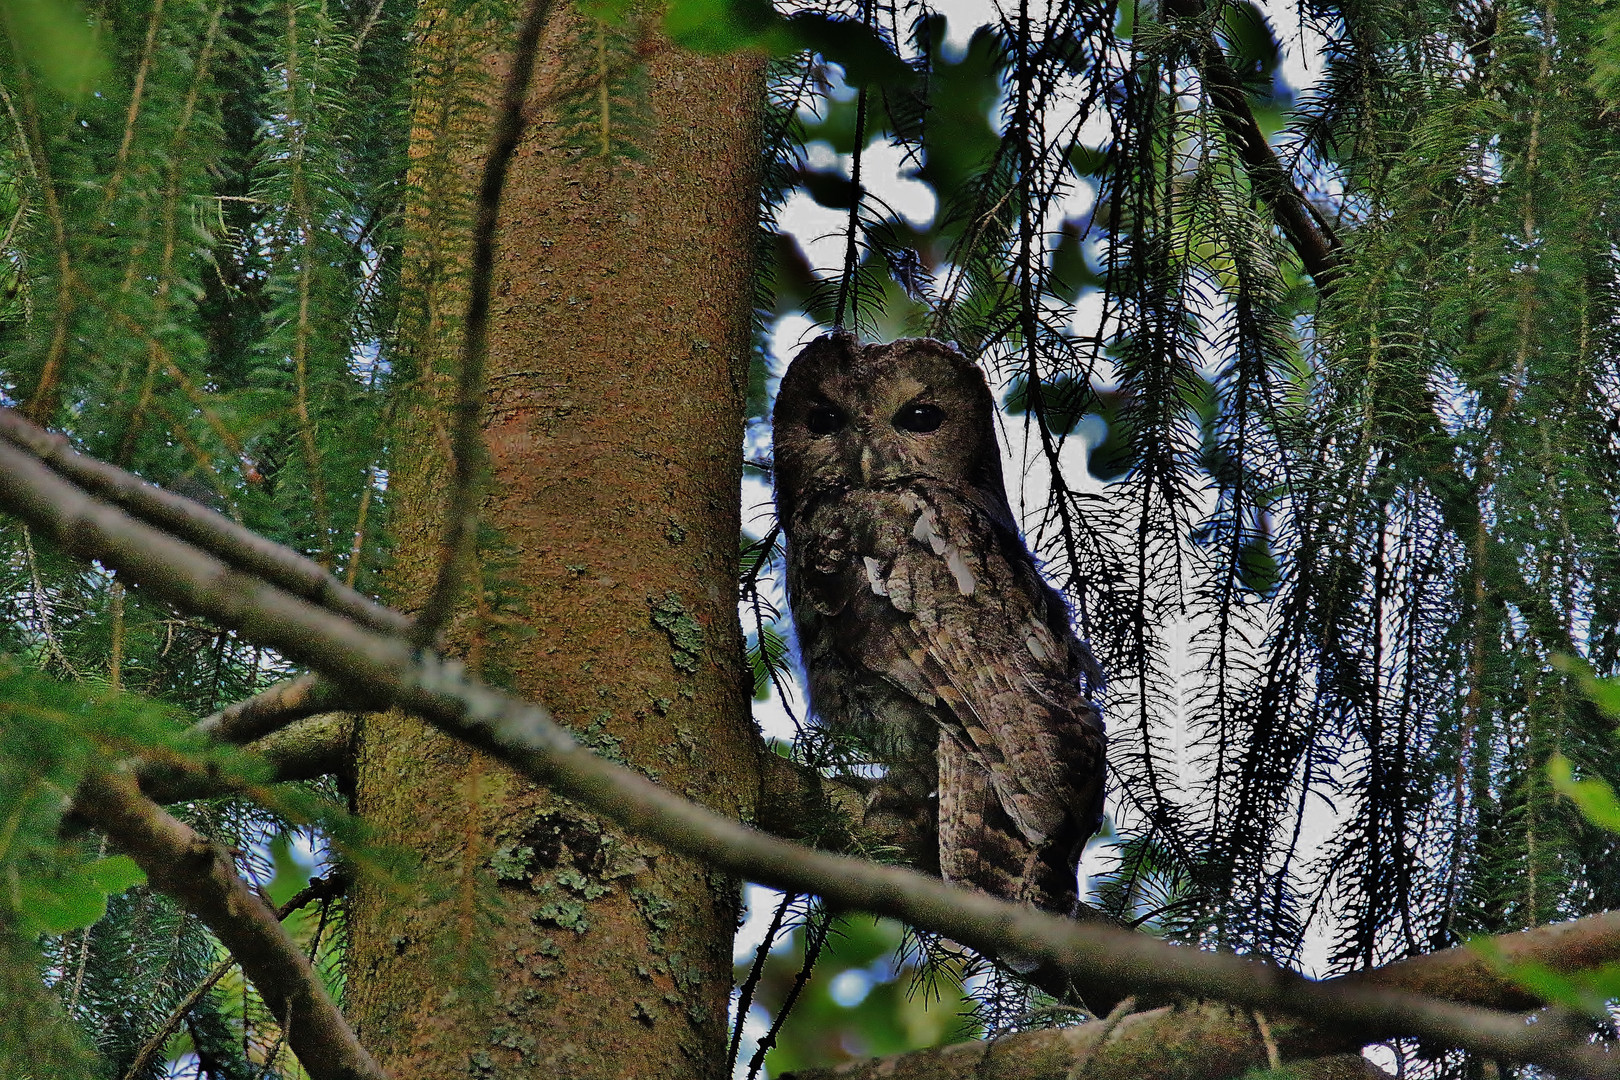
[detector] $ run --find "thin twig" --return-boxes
[1065,995,1135,1080]
[729,891,798,1074]
[1253,1009,1281,1070]
[748,907,829,1080]
[412,0,555,645]
[123,955,234,1080]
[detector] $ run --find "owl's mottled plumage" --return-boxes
[773,332,1106,916]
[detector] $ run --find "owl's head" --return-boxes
[772,332,1010,518]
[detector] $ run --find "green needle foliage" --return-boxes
[745,0,1620,1066]
[1,0,1619,1073]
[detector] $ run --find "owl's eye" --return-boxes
[806,405,845,436]
[893,402,945,433]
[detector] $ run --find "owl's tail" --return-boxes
[937,733,1086,917]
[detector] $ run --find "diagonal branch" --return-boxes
[0,409,407,637]
[71,770,382,1080]
[1161,0,1342,290]
[1,429,1616,1078]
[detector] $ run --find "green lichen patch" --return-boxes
[489,844,536,884]
[631,885,678,954]
[489,1026,535,1055]
[579,714,625,762]
[556,866,612,900]
[631,886,675,931]
[533,900,590,934]
[648,592,704,673]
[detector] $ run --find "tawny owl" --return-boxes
[773,332,1107,917]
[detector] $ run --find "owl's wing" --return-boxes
[825,487,1106,905]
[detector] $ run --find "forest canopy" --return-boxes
[2,0,1620,1075]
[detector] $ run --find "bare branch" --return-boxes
[193,672,359,745]
[72,770,382,1080]
[134,711,356,805]
[412,0,555,645]
[776,1002,1392,1080]
[2,431,1614,1077]
[0,409,407,636]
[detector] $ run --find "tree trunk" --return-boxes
[346,7,766,1077]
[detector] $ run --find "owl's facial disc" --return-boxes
[773,335,1011,507]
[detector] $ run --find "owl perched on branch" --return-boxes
[773,332,1107,917]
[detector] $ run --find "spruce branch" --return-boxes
[0,409,407,637]
[120,870,351,1080]
[413,0,555,645]
[1162,0,1588,693]
[3,424,1619,1077]
[71,769,382,1080]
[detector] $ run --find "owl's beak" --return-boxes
[859,446,877,482]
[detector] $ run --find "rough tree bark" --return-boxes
[345,7,767,1077]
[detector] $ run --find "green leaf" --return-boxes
[265,833,315,908]
[1549,653,1620,719]
[1589,676,1620,721]
[1549,753,1620,832]
[660,0,914,90]
[14,856,146,936]
[1472,937,1620,1016]
[786,14,913,89]
[662,0,780,54]
[80,854,143,895]
[0,0,107,97]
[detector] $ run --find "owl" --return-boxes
[772,332,1107,917]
